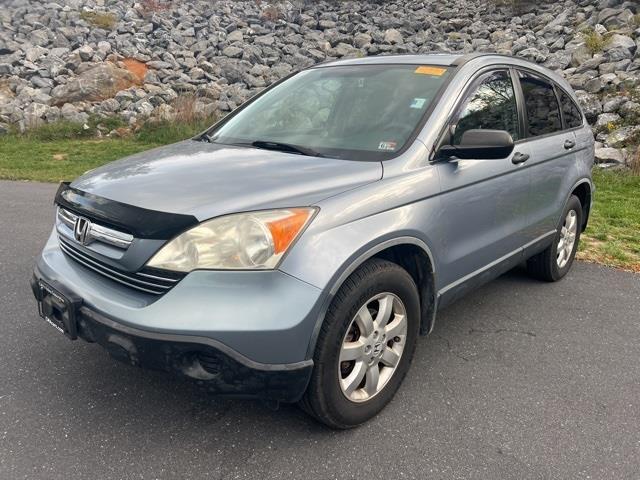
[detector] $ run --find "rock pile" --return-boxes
[0,0,638,166]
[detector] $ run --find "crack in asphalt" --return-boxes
[468,327,537,337]
[434,333,470,362]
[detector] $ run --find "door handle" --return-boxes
[512,152,529,164]
[564,139,575,150]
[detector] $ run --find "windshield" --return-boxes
[207,64,451,160]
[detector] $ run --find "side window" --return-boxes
[452,70,519,144]
[519,73,562,137]
[557,89,583,129]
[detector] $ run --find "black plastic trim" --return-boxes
[55,183,199,239]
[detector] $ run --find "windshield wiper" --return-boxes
[201,137,324,157]
[249,140,324,158]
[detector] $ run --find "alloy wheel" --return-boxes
[338,293,407,403]
[557,209,578,269]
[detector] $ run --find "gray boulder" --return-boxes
[595,147,625,164]
[571,43,593,67]
[602,96,627,113]
[78,45,94,62]
[227,30,244,43]
[619,101,640,120]
[594,113,621,132]
[384,29,403,45]
[52,63,140,106]
[23,103,50,127]
[222,46,243,58]
[60,103,89,124]
[603,34,637,62]
[606,126,640,148]
[575,91,602,122]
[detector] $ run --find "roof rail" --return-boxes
[451,52,539,67]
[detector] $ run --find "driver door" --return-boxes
[434,69,531,299]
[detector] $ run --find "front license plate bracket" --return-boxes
[37,281,81,340]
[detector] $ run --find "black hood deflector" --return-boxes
[54,183,199,239]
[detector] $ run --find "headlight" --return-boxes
[146,208,317,272]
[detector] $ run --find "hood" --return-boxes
[71,140,382,221]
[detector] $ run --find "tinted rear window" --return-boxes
[519,72,562,137]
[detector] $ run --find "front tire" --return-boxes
[300,258,420,429]
[527,195,583,282]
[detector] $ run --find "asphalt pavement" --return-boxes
[1,180,639,479]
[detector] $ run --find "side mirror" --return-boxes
[438,129,515,160]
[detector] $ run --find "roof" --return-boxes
[316,53,465,68]
[310,53,574,97]
[314,53,540,69]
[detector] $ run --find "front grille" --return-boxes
[57,206,133,249]
[58,236,184,295]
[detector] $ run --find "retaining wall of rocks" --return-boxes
[1,0,639,166]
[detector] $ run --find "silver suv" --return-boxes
[32,54,594,428]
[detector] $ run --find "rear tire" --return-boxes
[527,195,582,282]
[300,258,420,429]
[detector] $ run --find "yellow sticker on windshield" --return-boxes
[415,66,446,76]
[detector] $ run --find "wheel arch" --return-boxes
[569,178,592,232]
[305,237,438,360]
[371,243,437,336]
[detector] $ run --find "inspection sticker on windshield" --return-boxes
[415,66,446,76]
[378,141,397,151]
[410,98,427,109]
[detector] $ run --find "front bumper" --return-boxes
[31,274,313,402]
[31,231,325,402]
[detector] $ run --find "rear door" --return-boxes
[514,71,579,244]
[434,69,530,292]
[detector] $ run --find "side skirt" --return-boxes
[434,230,556,313]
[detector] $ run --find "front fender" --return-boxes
[295,234,438,359]
[279,156,443,359]
[279,193,442,292]
[279,199,442,359]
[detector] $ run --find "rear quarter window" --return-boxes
[557,89,584,129]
